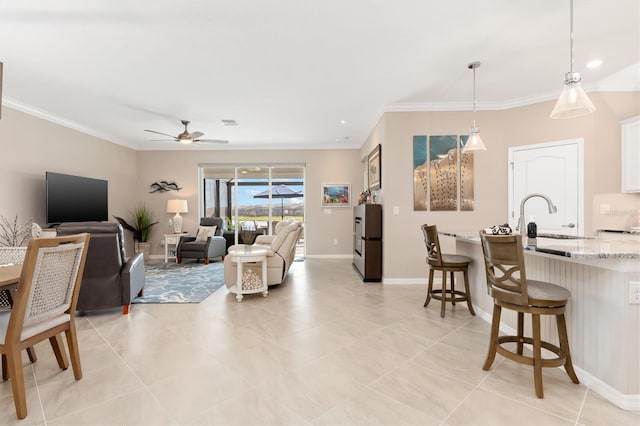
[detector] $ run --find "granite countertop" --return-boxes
[439,230,640,259]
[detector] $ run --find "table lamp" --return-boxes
[167,199,188,234]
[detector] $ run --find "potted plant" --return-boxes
[113,205,158,259]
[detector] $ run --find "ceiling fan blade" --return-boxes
[144,129,177,138]
[194,139,229,144]
[189,131,204,139]
[149,139,177,142]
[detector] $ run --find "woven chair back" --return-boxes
[8,234,89,332]
[0,247,27,265]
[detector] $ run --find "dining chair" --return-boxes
[421,224,475,317]
[0,246,38,370]
[479,232,579,398]
[0,233,90,419]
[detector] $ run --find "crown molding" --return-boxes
[3,97,138,150]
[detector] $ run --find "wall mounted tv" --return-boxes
[46,172,108,225]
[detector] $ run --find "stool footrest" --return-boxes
[431,289,470,303]
[495,335,566,368]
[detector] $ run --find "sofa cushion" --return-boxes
[196,226,217,242]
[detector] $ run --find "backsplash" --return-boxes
[592,193,640,232]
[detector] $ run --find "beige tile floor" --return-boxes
[1,259,638,425]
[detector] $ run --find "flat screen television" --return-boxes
[46,172,108,225]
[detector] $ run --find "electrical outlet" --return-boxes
[333,239,338,245]
[630,282,640,304]
[393,206,400,215]
[599,204,611,215]
[324,209,332,215]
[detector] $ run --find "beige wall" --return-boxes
[363,92,640,281]
[136,149,362,257]
[0,107,138,245]
[2,91,637,279]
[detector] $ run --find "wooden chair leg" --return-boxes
[65,325,83,380]
[26,346,37,363]
[517,312,525,355]
[532,313,544,398]
[424,268,434,307]
[483,304,501,370]
[204,258,210,265]
[7,347,27,419]
[1,354,7,381]
[440,270,447,318]
[557,313,580,384]
[122,304,130,315]
[450,271,456,305]
[462,269,475,315]
[49,334,69,370]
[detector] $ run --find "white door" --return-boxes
[508,139,583,236]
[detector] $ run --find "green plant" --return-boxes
[113,205,159,242]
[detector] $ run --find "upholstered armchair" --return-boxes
[176,217,226,264]
[55,222,145,314]
[224,220,302,287]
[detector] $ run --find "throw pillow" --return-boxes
[196,226,217,242]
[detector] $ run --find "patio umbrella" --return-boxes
[254,184,304,220]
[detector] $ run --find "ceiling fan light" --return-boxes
[462,127,486,153]
[179,137,192,145]
[550,78,596,119]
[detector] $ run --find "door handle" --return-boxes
[562,223,576,228]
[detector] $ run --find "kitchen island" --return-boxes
[440,231,640,411]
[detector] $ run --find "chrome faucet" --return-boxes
[517,193,558,236]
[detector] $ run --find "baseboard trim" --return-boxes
[382,278,425,285]
[305,254,353,259]
[472,305,640,411]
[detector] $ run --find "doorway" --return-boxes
[508,139,584,236]
[199,164,305,257]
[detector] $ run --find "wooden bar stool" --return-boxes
[479,232,579,398]
[421,224,475,318]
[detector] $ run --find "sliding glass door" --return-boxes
[200,164,304,257]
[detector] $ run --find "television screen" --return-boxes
[46,172,108,225]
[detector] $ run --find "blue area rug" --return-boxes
[133,261,225,304]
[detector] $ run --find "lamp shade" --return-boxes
[166,199,188,214]
[550,79,596,119]
[462,128,486,153]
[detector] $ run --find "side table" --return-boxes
[164,233,186,263]
[227,246,268,302]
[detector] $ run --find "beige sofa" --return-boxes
[224,220,302,287]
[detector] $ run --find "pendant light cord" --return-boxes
[472,64,477,127]
[569,0,574,74]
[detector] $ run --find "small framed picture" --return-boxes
[321,183,351,207]
[367,144,381,190]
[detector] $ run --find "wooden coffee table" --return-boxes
[226,246,268,302]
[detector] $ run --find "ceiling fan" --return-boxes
[144,120,228,145]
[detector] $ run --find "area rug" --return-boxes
[132,261,225,304]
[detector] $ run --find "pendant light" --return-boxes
[550,0,595,119]
[462,61,486,153]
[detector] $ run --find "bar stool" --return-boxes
[421,224,475,318]
[479,232,579,398]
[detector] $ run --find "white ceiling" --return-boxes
[1,1,638,151]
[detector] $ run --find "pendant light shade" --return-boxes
[550,0,595,119]
[462,61,486,153]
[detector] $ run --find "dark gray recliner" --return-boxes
[55,222,145,314]
[176,217,226,264]
[176,217,227,265]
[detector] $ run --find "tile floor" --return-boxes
[0,259,638,425]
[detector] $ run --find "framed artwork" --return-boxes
[413,136,428,211]
[321,183,351,207]
[367,144,381,190]
[429,135,458,211]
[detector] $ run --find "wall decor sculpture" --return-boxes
[149,181,182,193]
[412,135,475,211]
